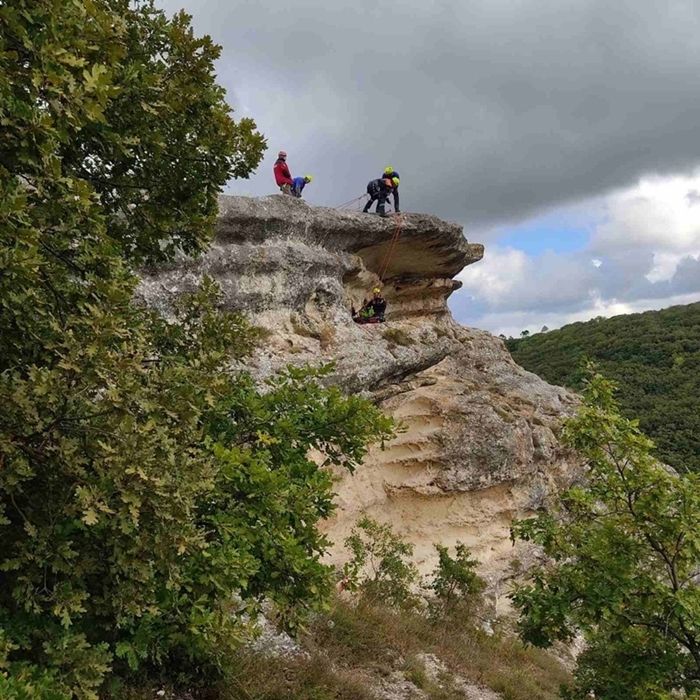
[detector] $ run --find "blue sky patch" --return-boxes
[495,214,593,256]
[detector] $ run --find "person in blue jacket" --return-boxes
[381,166,400,212]
[291,175,313,198]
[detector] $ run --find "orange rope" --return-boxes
[377,213,403,282]
[335,194,368,210]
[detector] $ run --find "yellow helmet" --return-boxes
[392,177,400,187]
[372,287,381,294]
[384,166,393,174]
[304,174,313,182]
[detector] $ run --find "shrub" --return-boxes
[342,517,418,608]
[0,1,394,694]
[402,656,428,688]
[1,273,394,697]
[427,543,485,618]
[512,369,700,699]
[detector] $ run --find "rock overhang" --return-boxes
[215,194,483,282]
[139,195,484,319]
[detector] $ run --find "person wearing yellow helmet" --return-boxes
[352,287,387,324]
[291,174,313,198]
[382,166,401,213]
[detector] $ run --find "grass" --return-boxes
[382,327,414,347]
[224,651,376,700]
[290,313,320,340]
[403,655,429,688]
[119,597,570,700]
[218,597,571,700]
[251,325,273,342]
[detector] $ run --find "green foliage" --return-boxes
[1,0,266,267]
[511,369,700,699]
[1,271,393,696]
[206,364,394,628]
[427,543,484,618]
[506,303,700,472]
[342,517,418,608]
[0,636,70,700]
[0,2,395,696]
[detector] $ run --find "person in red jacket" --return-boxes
[273,150,294,195]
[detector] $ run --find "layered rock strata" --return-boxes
[139,195,577,593]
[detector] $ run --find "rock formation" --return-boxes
[139,195,578,596]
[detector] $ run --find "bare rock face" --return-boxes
[139,195,577,594]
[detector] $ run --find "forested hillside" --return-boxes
[506,303,700,472]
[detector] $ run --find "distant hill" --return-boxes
[506,303,700,472]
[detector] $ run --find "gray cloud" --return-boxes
[159,0,700,229]
[156,0,700,335]
[656,255,700,296]
[454,243,700,334]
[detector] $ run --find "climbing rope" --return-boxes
[377,213,403,282]
[335,194,368,210]
[335,194,403,304]
[349,211,402,323]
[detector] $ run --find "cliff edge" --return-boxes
[139,195,578,596]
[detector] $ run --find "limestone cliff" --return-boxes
[139,195,578,595]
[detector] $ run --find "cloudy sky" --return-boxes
[158,0,700,335]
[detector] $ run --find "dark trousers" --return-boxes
[363,184,388,214]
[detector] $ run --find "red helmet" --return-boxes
[278,150,287,158]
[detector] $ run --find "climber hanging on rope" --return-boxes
[274,150,294,195]
[352,287,387,324]
[381,166,401,213]
[291,174,313,198]
[363,177,398,217]
[350,212,402,322]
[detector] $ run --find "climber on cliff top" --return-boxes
[363,177,398,217]
[381,166,401,213]
[274,150,294,195]
[291,175,313,198]
[352,287,387,324]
